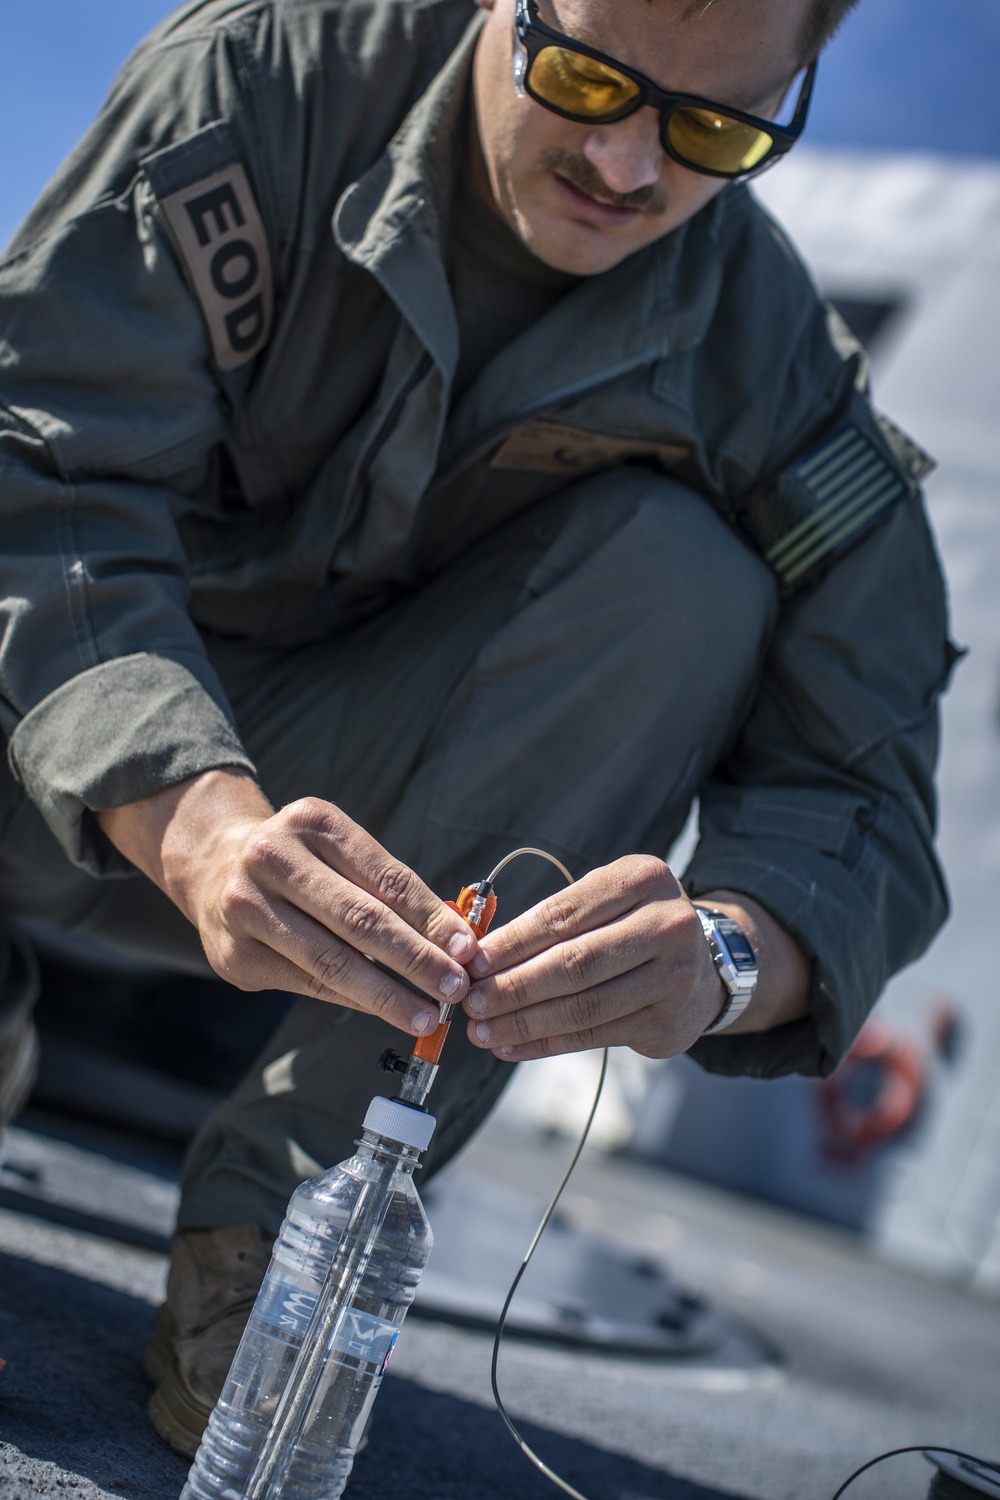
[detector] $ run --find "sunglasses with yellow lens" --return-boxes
[513,0,816,181]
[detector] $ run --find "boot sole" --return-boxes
[143,1302,175,1387]
[145,1304,212,1461]
[144,1295,373,1463]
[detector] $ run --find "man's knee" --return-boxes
[523,467,778,670]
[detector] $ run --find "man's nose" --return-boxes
[582,105,664,196]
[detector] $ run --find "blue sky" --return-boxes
[2,0,998,249]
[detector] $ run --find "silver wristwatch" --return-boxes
[693,906,759,1035]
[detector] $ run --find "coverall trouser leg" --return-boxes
[0,471,775,1230]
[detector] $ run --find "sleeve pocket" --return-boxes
[730,786,869,857]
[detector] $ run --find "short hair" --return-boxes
[680,0,861,65]
[801,0,860,60]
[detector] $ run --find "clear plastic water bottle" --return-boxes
[181,1096,435,1500]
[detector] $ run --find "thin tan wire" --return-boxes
[487,846,575,887]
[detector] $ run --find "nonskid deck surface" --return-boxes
[2,1114,999,1500]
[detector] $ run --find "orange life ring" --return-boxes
[817,1018,925,1160]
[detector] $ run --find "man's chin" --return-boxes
[508,179,672,275]
[516,212,653,276]
[551,172,647,230]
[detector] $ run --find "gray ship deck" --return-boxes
[1,1115,997,1500]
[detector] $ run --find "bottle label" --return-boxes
[255,1277,400,1368]
[332,1307,398,1368]
[255,1276,320,1339]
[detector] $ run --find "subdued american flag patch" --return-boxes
[736,418,930,596]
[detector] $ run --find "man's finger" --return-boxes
[483,1013,660,1064]
[465,908,662,1018]
[471,855,678,979]
[274,857,472,1003]
[232,885,446,1020]
[281,798,479,960]
[467,965,659,1052]
[237,809,474,998]
[215,900,443,1036]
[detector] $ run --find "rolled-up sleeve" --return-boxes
[0,36,260,872]
[684,487,957,1078]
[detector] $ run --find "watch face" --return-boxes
[716,918,755,966]
[724,926,757,968]
[695,910,758,1028]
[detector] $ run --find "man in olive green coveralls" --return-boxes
[0,0,953,1455]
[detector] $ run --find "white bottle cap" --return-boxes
[363,1095,436,1152]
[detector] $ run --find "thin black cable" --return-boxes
[486,847,605,1500]
[483,855,1000,1500]
[830,1446,1000,1499]
[491,1048,607,1500]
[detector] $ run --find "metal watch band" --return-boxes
[693,906,759,1036]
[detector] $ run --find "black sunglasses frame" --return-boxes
[514,0,817,181]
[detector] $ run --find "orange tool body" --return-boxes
[410,884,498,1064]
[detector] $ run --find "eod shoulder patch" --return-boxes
[158,163,273,372]
[143,127,273,372]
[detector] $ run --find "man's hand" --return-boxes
[461,855,810,1062]
[97,770,478,1036]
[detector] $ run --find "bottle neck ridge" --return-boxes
[356,1130,423,1172]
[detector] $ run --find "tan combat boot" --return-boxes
[146,1224,274,1458]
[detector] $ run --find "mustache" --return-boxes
[539,147,668,215]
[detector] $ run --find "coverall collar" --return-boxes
[331,12,482,380]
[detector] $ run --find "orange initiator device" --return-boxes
[409,880,498,1066]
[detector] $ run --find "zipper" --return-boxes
[328,349,435,561]
[332,344,667,559]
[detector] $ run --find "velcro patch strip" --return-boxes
[490,419,689,476]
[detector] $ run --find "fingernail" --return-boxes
[467,988,486,1017]
[500,1046,514,1058]
[439,971,463,999]
[448,930,474,959]
[470,951,491,979]
[412,1009,437,1034]
[475,1021,491,1046]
